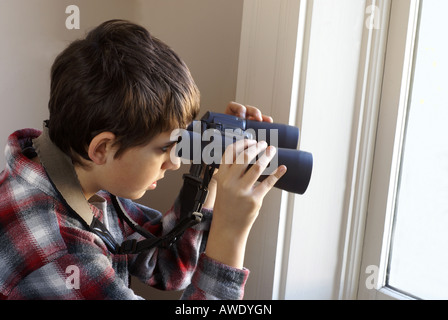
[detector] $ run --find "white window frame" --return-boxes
[356,0,422,300]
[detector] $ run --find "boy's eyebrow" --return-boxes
[155,130,183,147]
[166,131,182,143]
[160,140,178,147]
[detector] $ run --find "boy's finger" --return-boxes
[221,138,257,168]
[241,145,275,186]
[230,141,268,178]
[244,105,263,122]
[261,114,274,123]
[253,165,287,198]
[225,102,246,119]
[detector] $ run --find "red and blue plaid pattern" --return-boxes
[0,129,248,300]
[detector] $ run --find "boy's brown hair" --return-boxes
[48,19,200,165]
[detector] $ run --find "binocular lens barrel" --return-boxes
[245,119,300,150]
[202,112,300,150]
[175,129,313,194]
[259,148,313,195]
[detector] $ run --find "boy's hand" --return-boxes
[225,101,274,123]
[205,139,287,269]
[202,101,274,210]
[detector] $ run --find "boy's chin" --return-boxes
[114,189,147,201]
[111,181,158,200]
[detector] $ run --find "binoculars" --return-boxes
[174,112,313,195]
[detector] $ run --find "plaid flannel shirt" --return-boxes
[0,129,249,300]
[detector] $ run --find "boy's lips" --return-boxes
[149,176,164,189]
[148,181,158,190]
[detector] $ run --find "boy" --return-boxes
[0,20,286,300]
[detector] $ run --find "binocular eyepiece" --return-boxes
[174,112,313,195]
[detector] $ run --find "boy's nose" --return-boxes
[170,158,181,171]
[163,153,181,171]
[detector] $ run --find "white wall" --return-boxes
[235,0,303,300]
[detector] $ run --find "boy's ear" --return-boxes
[87,132,117,165]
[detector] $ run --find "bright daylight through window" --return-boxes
[386,0,448,299]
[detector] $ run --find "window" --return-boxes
[358,0,448,300]
[387,0,448,300]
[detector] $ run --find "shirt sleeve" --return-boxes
[182,254,249,300]
[123,197,250,300]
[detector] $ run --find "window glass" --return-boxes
[387,0,448,300]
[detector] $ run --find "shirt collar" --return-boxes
[33,122,95,226]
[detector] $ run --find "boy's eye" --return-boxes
[160,142,176,153]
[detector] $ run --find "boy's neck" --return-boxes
[74,164,100,201]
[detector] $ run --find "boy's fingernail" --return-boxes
[266,145,276,157]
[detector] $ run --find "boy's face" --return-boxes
[99,130,180,200]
